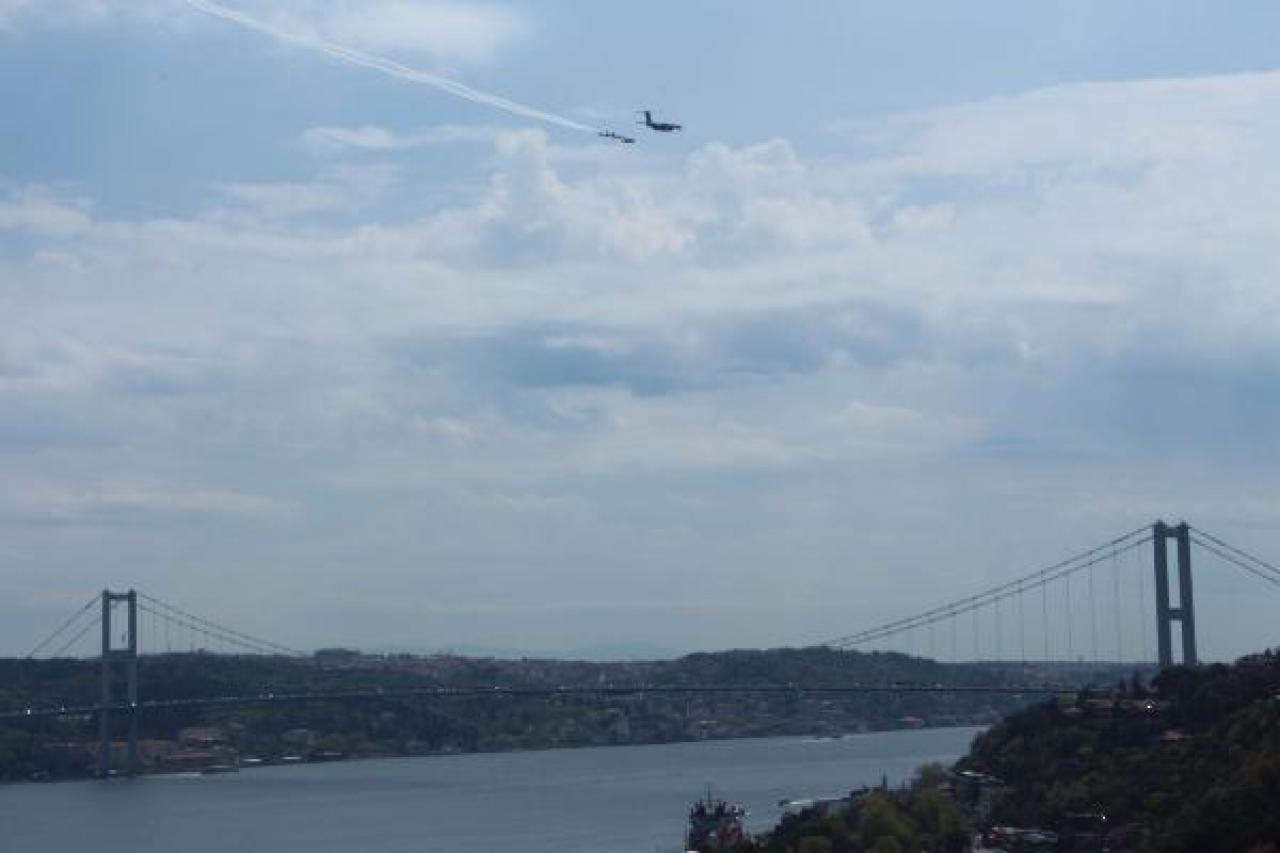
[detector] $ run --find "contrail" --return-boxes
[185,0,597,134]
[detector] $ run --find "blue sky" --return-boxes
[3,0,1280,660]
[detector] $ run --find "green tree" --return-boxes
[797,836,833,853]
[857,794,915,851]
[869,838,902,853]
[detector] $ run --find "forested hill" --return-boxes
[1,645,1121,711]
[959,650,1280,850]
[1,646,1125,782]
[713,650,1278,852]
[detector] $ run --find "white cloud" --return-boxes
[451,129,704,262]
[0,0,111,29]
[829,400,978,450]
[215,181,353,219]
[687,139,804,193]
[0,188,92,236]
[0,479,292,521]
[86,485,290,517]
[309,1,530,65]
[8,70,1280,408]
[8,70,1280,372]
[0,0,193,31]
[299,123,499,154]
[0,1,530,65]
[859,72,1280,181]
[6,70,1280,652]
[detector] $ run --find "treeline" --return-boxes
[757,765,971,853]
[0,647,1095,782]
[960,649,1280,851]
[743,649,1280,852]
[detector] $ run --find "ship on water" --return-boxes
[685,787,750,851]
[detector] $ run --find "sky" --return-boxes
[3,0,1280,661]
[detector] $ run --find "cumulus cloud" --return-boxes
[423,129,704,262]
[9,71,1280,428]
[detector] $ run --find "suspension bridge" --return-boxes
[6,519,1280,777]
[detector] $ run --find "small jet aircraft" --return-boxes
[599,130,636,144]
[638,110,682,132]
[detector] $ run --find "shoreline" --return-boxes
[3,721,990,787]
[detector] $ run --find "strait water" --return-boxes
[0,727,981,853]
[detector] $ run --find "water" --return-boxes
[0,728,981,853]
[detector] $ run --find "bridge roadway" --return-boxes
[1,681,1068,722]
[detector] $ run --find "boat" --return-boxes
[685,787,750,851]
[200,763,239,775]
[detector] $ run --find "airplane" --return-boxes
[599,130,636,144]
[637,110,682,132]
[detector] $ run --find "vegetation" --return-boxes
[0,646,1093,782]
[959,650,1280,851]
[11,646,1276,847]
[747,649,1280,852]
[752,765,970,853]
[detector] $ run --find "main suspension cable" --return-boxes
[51,612,102,658]
[1190,527,1280,580]
[827,529,1151,648]
[1191,535,1280,589]
[136,603,293,656]
[137,592,302,656]
[25,593,101,659]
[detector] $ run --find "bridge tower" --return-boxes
[1152,521,1197,668]
[99,589,139,777]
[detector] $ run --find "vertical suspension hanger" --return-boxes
[1065,571,1074,664]
[1111,547,1123,662]
[950,609,957,663]
[1137,538,1151,663]
[1042,580,1050,662]
[1088,557,1099,663]
[994,596,1003,662]
[1018,584,1027,666]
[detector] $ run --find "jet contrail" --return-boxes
[185,0,597,134]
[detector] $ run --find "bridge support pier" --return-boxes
[99,589,138,778]
[1152,521,1197,668]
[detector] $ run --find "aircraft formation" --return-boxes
[597,109,682,145]
[185,0,679,149]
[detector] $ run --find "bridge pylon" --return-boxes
[1152,521,1197,668]
[98,589,139,778]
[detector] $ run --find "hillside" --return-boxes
[746,649,1280,852]
[0,647,1118,782]
[959,651,1280,850]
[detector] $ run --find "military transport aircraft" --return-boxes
[638,110,682,132]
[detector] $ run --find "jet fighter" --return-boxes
[599,130,636,144]
[638,110,682,132]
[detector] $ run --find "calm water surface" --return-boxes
[1,727,981,853]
